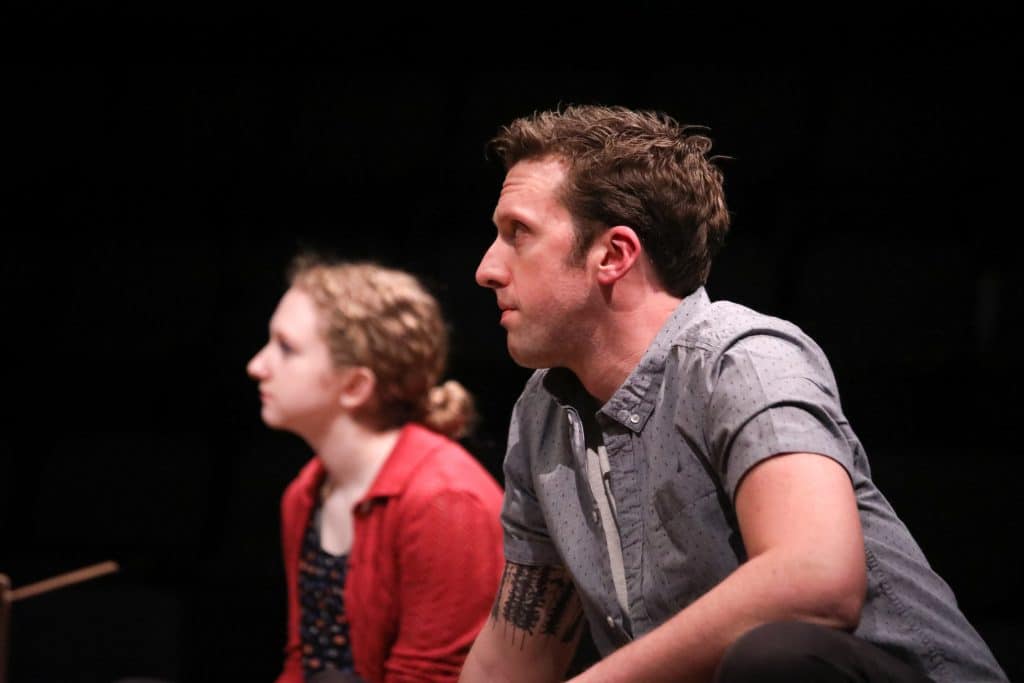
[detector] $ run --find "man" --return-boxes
[458,105,1007,682]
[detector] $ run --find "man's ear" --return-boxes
[337,366,377,411]
[594,225,643,286]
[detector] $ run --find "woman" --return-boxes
[247,256,504,683]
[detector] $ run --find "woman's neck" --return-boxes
[310,416,403,500]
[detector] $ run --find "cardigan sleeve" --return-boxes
[382,488,504,682]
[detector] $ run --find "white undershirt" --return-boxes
[585,442,629,615]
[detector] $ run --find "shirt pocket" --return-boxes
[647,483,742,615]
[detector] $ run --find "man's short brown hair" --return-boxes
[488,105,730,297]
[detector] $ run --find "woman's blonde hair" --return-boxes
[289,255,475,439]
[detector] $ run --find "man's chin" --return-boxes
[507,340,548,370]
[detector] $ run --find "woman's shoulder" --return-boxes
[397,425,502,508]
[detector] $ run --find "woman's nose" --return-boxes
[247,346,268,379]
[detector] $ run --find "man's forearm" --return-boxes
[459,561,585,683]
[568,549,861,683]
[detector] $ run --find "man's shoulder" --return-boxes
[672,298,806,353]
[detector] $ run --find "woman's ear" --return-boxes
[337,366,377,411]
[594,225,643,286]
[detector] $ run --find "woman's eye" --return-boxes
[278,340,295,355]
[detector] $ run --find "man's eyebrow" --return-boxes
[492,209,512,230]
[494,206,529,226]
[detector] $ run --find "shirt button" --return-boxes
[606,615,615,628]
[592,509,599,523]
[617,409,629,421]
[629,413,640,424]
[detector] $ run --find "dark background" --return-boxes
[1,23,1021,683]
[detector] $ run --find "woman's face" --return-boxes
[247,287,345,435]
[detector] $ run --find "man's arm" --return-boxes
[570,451,866,683]
[459,561,586,683]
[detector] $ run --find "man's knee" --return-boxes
[714,621,841,683]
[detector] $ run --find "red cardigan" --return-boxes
[276,424,504,683]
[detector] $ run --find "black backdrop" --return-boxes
[2,46,1021,683]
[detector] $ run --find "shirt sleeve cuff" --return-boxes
[724,405,854,500]
[502,530,564,567]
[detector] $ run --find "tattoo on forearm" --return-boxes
[502,563,549,634]
[541,577,575,636]
[561,609,584,644]
[491,562,584,647]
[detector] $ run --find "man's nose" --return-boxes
[475,239,509,289]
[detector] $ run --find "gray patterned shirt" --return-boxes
[500,287,1007,682]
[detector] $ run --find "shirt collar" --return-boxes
[297,423,443,512]
[359,423,440,501]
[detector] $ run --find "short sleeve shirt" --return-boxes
[500,287,1007,683]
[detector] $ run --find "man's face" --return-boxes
[246,287,344,435]
[476,157,598,369]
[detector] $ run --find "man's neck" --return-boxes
[572,290,682,404]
